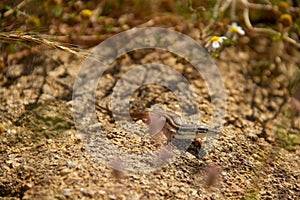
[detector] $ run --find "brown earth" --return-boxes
[0,35,300,200]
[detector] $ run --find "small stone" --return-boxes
[48,65,65,77]
[264,129,275,142]
[97,190,106,195]
[60,168,70,176]
[247,133,258,141]
[190,188,197,196]
[0,123,5,133]
[148,190,156,195]
[63,189,71,197]
[234,119,242,128]
[163,57,176,66]
[170,186,179,193]
[66,160,76,168]
[184,151,196,160]
[175,193,188,199]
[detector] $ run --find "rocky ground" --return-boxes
[0,37,299,199]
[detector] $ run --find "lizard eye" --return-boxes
[197,127,208,133]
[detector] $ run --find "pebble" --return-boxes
[98,190,106,195]
[60,168,71,176]
[63,189,71,197]
[108,195,117,200]
[0,123,4,133]
[247,133,258,141]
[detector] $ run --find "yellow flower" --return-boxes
[278,1,289,13]
[279,14,293,27]
[80,9,92,20]
[26,17,41,29]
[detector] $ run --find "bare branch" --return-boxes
[230,0,237,20]
[4,0,32,17]
[241,0,300,49]
[240,0,275,10]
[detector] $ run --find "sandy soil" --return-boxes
[0,40,299,199]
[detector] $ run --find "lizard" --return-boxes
[95,104,220,158]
